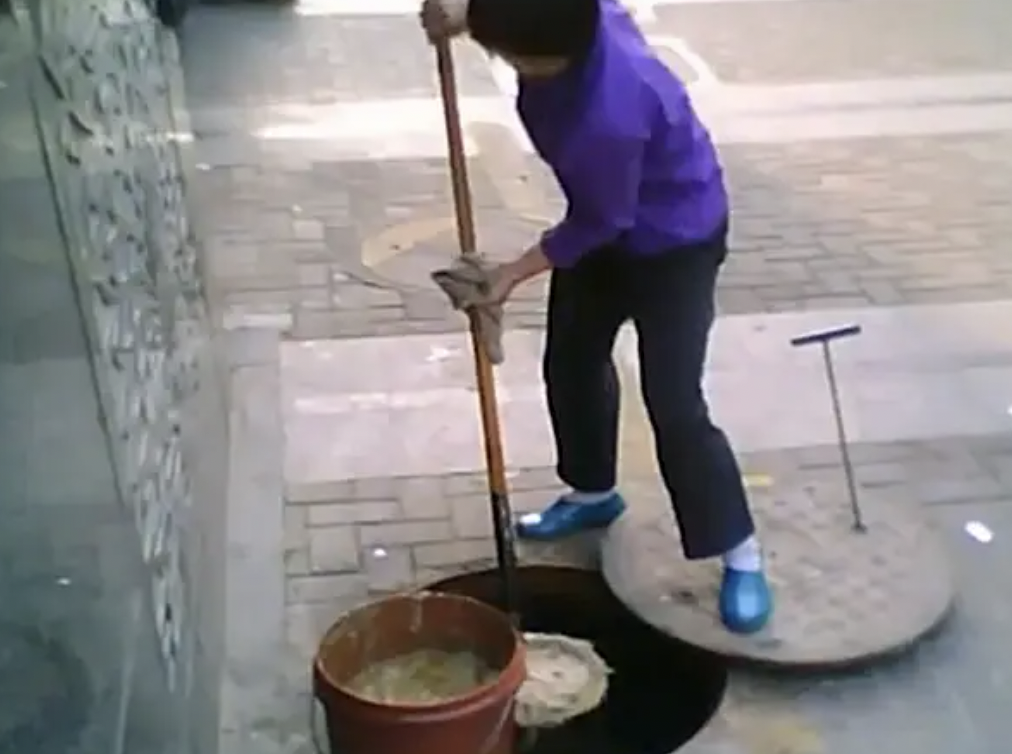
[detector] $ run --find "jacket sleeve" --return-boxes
[540,130,645,269]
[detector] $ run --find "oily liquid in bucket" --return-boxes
[345,648,495,704]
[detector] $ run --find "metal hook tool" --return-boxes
[790,324,866,533]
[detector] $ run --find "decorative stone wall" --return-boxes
[31,0,203,694]
[18,1,230,751]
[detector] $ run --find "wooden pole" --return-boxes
[433,41,520,621]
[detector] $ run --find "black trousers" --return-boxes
[543,225,754,559]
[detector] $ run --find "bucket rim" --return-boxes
[312,590,527,712]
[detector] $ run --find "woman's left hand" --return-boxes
[481,263,520,306]
[419,0,468,44]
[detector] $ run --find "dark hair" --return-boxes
[467,0,600,61]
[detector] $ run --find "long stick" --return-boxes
[790,323,866,533]
[819,342,866,532]
[434,41,520,622]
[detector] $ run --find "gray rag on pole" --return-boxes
[430,255,505,365]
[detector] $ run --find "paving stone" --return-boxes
[351,477,400,501]
[361,545,415,593]
[397,475,451,519]
[306,500,401,526]
[443,469,559,496]
[307,526,360,574]
[413,539,496,569]
[450,488,550,538]
[286,602,339,664]
[283,506,309,564]
[286,241,338,265]
[286,479,354,505]
[402,291,452,321]
[284,546,311,578]
[331,284,402,311]
[292,219,325,242]
[296,264,329,288]
[443,471,493,497]
[357,520,453,547]
[449,495,494,539]
[510,467,561,491]
[227,326,285,367]
[651,0,1011,83]
[286,573,370,606]
[293,287,331,310]
[291,307,406,340]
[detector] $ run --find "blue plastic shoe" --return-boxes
[719,568,773,634]
[516,493,627,541]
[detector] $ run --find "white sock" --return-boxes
[562,488,616,505]
[722,535,763,572]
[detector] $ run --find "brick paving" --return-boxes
[273,434,1012,753]
[181,3,1012,342]
[193,130,1012,339]
[720,133,1012,311]
[280,433,1012,656]
[190,149,553,338]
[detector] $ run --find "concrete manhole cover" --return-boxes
[0,624,92,754]
[601,477,954,668]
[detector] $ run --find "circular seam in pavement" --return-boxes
[353,213,550,293]
[601,476,955,668]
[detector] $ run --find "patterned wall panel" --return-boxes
[29,0,206,693]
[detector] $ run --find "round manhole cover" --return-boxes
[0,624,92,753]
[349,212,547,293]
[602,476,955,668]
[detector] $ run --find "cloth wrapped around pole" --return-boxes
[431,255,505,365]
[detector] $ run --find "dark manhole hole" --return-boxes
[428,566,727,754]
[0,623,92,754]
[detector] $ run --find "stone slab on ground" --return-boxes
[280,304,1012,485]
[650,0,1012,83]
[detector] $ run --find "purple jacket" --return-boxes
[517,0,728,268]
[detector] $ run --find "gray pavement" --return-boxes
[178,0,1012,752]
[651,0,1012,83]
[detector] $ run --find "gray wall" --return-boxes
[0,2,231,753]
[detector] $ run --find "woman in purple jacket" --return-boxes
[421,0,772,634]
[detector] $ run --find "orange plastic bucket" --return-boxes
[313,592,526,754]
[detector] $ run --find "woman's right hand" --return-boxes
[419,0,468,44]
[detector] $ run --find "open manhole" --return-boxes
[0,623,92,754]
[427,566,727,754]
